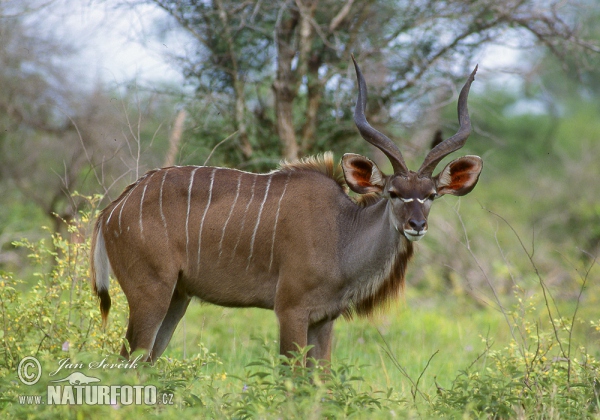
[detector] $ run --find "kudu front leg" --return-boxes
[275,308,309,363]
[307,319,334,366]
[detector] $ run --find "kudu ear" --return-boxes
[434,155,483,197]
[341,153,385,194]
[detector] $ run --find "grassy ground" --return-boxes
[164,296,508,392]
[2,280,599,418]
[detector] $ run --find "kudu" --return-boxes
[91,57,482,363]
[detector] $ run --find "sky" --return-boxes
[36,0,184,87]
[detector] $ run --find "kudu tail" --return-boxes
[90,219,111,327]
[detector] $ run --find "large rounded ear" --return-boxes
[341,153,385,194]
[434,155,483,196]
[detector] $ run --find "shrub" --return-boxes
[0,201,127,371]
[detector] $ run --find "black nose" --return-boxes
[409,219,426,232]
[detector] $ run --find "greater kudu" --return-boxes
[91,57,482,363]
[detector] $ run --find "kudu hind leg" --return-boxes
[120,275,175,361]
[150,287,191,362]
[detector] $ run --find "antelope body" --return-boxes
[91,58,483,363]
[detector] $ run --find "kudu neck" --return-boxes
[339,198,408,279]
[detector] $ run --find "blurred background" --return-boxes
[1,0,599,312]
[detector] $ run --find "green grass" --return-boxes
[163,298,508,391]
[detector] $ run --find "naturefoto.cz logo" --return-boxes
[17,355,174,406]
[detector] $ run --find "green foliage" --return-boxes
[433,313,600,418]
[220,349,395,418]
[0,200,127,371]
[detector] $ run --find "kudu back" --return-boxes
[91,58,483,363]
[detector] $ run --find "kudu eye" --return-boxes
[389,192,398,199]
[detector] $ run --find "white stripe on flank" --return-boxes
[159,169,169,239]
[269,172,291,272]
[107,177,143,228]
[117,184,138,233]
[114,171,156,234]
[231,174,257,262]
[197,168,217,268]
[186,167,200,264]
[219,172,243,259]
[105,196,121,226]
[139,184,148,240]
[247,174,272,270]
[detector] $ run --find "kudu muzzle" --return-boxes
[402,200,428,242]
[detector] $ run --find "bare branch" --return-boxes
[164,109,187,167]
[329,0,354,32]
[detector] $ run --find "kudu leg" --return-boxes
[150,288,191,362]
[119,274,175,362]
[307,319,334,365]
[276,309,309,361]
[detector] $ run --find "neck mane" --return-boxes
[340,199,414,319]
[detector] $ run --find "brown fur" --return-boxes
[91,167,161,260]
[281,153,410,318]
[90,171,163,325]
[89,150,479,364]
[91,155,403,333]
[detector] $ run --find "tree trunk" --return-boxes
[274,84,299,161]
[164,109,186,167]
[216,0,253,160]
[234,78,253,159]
[273,9,300,161]
[300,53,323,153]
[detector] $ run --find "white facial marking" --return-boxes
[197,168,216,268]
[247,175,272,271]
[403,229,427,242]
[269,172,290,272]
[219,172,243,259]
[399,196,434,204]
